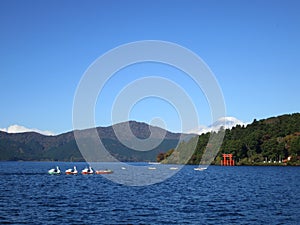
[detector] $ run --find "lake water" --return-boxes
[0,162,299,224]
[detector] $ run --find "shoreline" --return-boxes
[1,160,300,166]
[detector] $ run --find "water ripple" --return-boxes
[0,162,300,224]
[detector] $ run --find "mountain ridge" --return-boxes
[0,120,193,162]
[1,117,245,136]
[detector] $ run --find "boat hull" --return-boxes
[66,171,78,175]
[81,172,93,175]
[95,170,113,174]
[48,171,60,175]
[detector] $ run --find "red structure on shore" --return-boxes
[221,154,235,166]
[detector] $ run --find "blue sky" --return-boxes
[0,0,299,134]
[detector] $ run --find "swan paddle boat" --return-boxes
[81,166,94,175]
[95,169,113,174]
[65,166,78,175]
[48,166,61,175]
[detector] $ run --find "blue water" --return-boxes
[0,162,299,224]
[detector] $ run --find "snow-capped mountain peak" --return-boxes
[189,117,246,135]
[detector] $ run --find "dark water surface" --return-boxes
[0,162,299,224]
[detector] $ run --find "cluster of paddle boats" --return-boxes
[48,166,113,175]
[48,165,207,175]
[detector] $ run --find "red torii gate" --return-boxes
[221,154,235,166]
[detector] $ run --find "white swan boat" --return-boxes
[65,166,78,175]
[81,166,93,175]
[48,166,61,175]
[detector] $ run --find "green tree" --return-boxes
[290,136,300,156]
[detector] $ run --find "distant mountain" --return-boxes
[190,116,246,134]
[0,121,193,162]
[208,117,246,131]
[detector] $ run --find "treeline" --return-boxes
[158,113,300,165]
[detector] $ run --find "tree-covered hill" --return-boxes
[159,113,300,165]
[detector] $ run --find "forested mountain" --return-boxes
[0,121,188,162]
[159,113,300,165]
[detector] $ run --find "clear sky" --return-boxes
[0,0,299,134]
